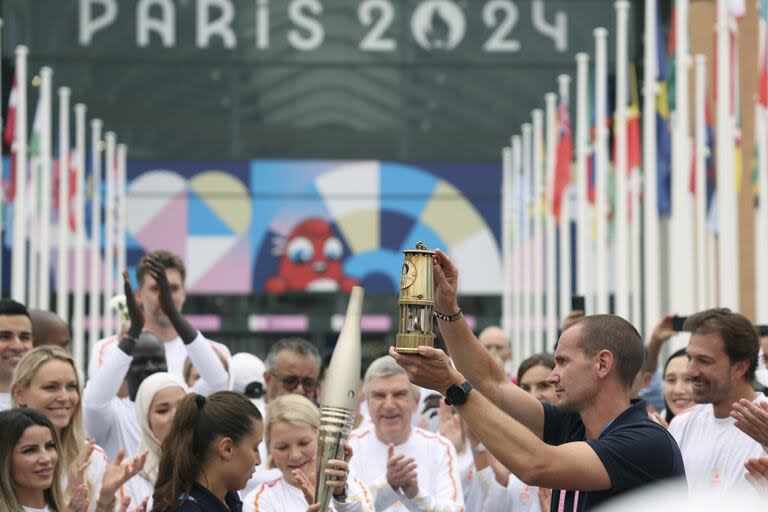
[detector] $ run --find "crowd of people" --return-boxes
[1,248,767,511]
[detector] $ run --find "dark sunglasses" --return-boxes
[270,371,317,392]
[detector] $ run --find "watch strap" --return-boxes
[433,308,463,322]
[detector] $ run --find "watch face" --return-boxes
[401,261,417,289]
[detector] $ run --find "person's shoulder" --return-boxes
[91,335,120,368]
[349,425,375,442]
[668,404,707,430]
[246,478,282,504]
[411,427,458,456]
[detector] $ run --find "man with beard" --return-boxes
[390,249,685,511]
[668,309,767,495]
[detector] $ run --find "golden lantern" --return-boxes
[396,242,435,353]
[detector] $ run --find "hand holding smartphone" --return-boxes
[671,315,689,332]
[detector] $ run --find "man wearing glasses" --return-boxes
[263,337,321,402]
[241,336,322,495]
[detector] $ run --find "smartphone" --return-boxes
[672,315,689,332]
[571,295,586,312]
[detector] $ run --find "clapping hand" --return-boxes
[123,271,144,338]
[98,450,148,505]
[67,440,95,497]
[386,443,418,494]
[745,456,768,497]
[732,399,768,450]
[117,496,149,512]
[145,258,177,317]
[145,257,196,342]
[66,484,89,512]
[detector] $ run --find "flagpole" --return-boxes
[56,87,71,320]
[11,46,29,304]
[89,119,103,347]
[757,1,768,322]
[575,53,591,312]
[556,75,573,327]
[116,143,127,298]
[73,103,87,371]
[544,96,558,350]
[38,68,53,311]
[521,122,532,360]
[533,109,545,353]
[643,0,661,336]
[614,1,630,320]
[502,146,513,341]
[716,0,738,309]
[594,29,609,314]
[669,0,696,317]
[629,67,643,327]
[104,131,116,337]
[0,19,4,297]
[694,55,708,312]
[27,82,39,310]
[510,135,523,364]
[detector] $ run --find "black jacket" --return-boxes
[160,482,243,512]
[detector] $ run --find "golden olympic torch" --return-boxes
[314,286,364,511]
[396,242,435,353]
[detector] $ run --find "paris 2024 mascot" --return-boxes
[266,218,360,293]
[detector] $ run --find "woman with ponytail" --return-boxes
[152,391,264,512]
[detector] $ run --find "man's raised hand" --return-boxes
[123,271,144,338]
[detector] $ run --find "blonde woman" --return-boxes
[121,372,189,507]
[12,346,145,511]
[243,394,373,512]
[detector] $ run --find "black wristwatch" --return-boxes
[444,381,473,406]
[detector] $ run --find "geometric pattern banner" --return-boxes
[122,159,501,295]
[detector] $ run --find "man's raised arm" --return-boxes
[428,249,545,438]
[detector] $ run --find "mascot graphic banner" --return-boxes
[120,159,501,295]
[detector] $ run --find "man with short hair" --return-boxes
[30,309,70,349]
[87,250,229,390]
[85,254,228,458]
[0,299,33,410]
[669,308,768,494]
[391,249,685,511]
[478,326,513,373]
[263,336,321,402]
[348,355,464,511]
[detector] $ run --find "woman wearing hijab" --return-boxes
[121,372,190,507]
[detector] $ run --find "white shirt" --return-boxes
[484,474,542,512]
[348,425,465,511]
[84,332,228,459]
[120,474,154,511]
[88,334,231,393]
[0,391,11,411]
[22,506,50,512]
[455,445,494,512]
[243,474,373,512]
[669,394,768,494]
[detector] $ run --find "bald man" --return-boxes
[478,326,515,377]
[30,309,70,349]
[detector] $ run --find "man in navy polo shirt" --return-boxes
[390,249,685,511]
